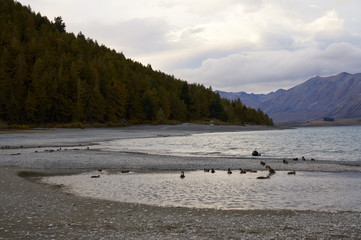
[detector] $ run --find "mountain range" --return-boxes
[217,72,361,123]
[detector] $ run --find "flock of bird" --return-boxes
[89,153,315,179]
[178,155,315,179]
[179,161,296,179]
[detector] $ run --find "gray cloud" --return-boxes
[19,0,361,93]
[175,42,361,93]
[80,18,172,56]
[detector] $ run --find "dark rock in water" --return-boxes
[252,150,260,156]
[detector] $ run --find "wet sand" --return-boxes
[1,124,361,239]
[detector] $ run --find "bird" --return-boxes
[266,165,276,175]
[311,158,315,161]
[283,159,289,164]
[288,170,296,175]
[260,161,266,166]
[302,156,306,161]
[227,168,232,174]
[257,174,270,179]
[121,170,130,173]
[211,168,215,173]
[239,168,246,174]
[293,157,298,161]
[180,171,185,178]
[204,168,210,172]
[91,175,100,178]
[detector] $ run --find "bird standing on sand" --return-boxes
[227,168,232,174]
[180,171,185,178]
[288,170,296,175]
[257,174,270,179]
[211,168,215,173]
[266,165,276,175]
[260,161,266,166]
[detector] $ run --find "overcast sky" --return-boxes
[19,0,361,93]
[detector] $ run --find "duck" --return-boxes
[227,168,232,174]
[283,159,289,164]
[302,156,306,161]
[204,168,210,172]
[260,161,266,166]
[91,175,100,178]
[287,170,296,175]
[293,157,298,161]
[180,171,185,178]
[211,168,215,173]
[121,170,130,173]
[257,174,270,179]
[266,165,276,175]
[239,168,246,174]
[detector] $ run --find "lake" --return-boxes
[38,126,361,212]
[93,126,361,161]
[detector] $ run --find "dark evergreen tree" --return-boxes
[54,16,66,33]
[0,0,274,127]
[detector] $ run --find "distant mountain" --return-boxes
[216,89,286,110]
[218,72,361,123]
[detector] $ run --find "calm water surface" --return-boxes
[95,126,361,161]
[39,126,361,212]
[44,170,361,212]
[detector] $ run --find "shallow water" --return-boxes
[43,170,361,212]
[94,126,361,161]
[3,126,361,211]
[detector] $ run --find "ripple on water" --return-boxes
[43,170,361,212]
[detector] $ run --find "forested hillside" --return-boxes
[0,0,273,127]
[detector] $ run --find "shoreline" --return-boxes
[1,166,361,239]
[1,124,361,239]
[0,123,282,150]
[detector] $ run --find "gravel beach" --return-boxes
[1,124,361,239]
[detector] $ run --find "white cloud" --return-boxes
[18,0,361,93]
[175,42,361,93]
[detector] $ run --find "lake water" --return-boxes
[94,126,361,162]
[42,126,361,212]
[44,170,361,212]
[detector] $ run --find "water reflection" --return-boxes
[43,170,361,212]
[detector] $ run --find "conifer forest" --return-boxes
[0,0,273,127]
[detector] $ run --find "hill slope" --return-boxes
[218,72,361,123]
[0,0,273,126]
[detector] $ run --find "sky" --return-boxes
[19,0,361,93]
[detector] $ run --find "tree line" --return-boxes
[0,0,273,127]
